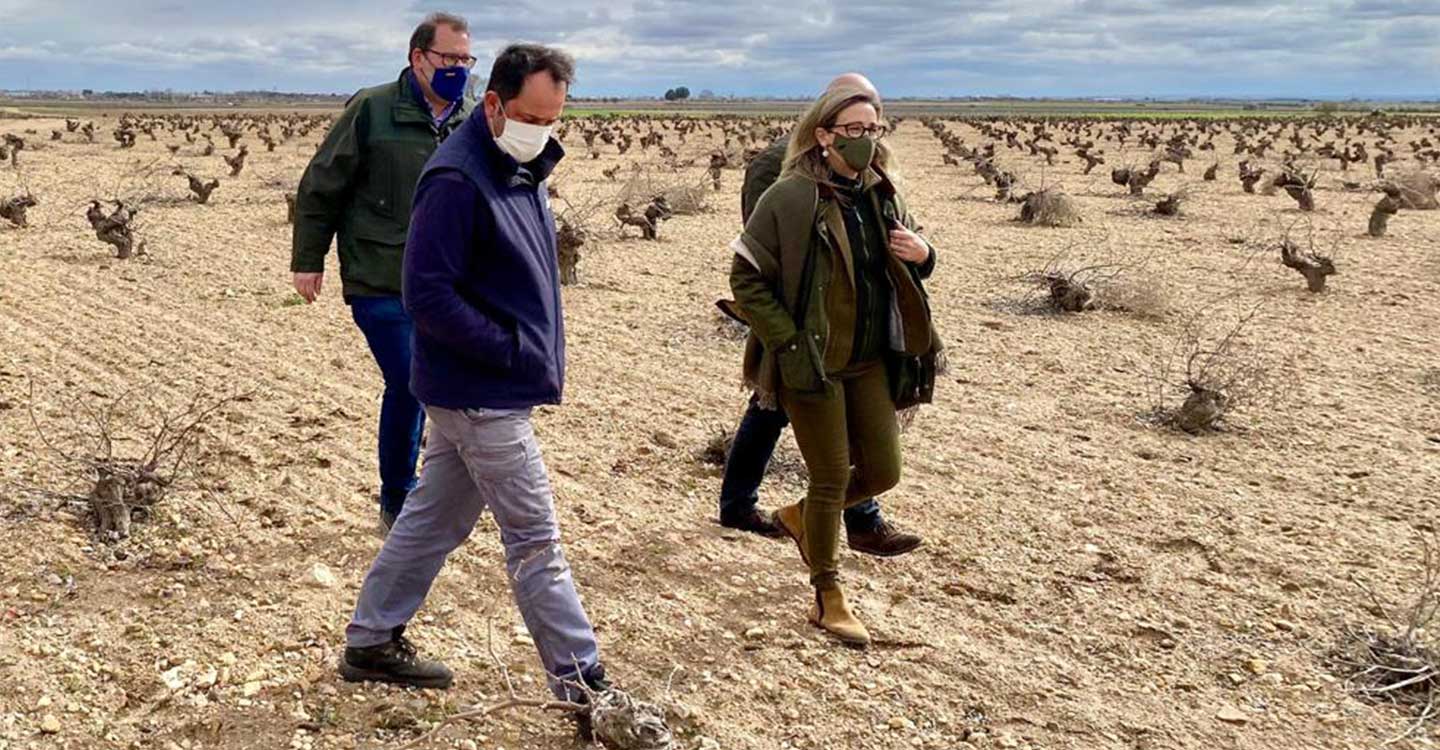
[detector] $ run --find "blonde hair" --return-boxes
[781,86,895,190]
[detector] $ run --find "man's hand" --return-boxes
[889,226,930,265]
[293,272,325,303]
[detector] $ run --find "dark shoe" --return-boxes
[720,508,784,539]
[338,626,453,689]
[847,521,923,558]
[377,508,397,539]
[561,664,612,740]
[773,502,810,566]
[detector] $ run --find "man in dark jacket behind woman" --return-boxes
[730,85,941,647]
[337,44,611,716]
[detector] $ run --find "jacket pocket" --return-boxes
[340,236,404,294]
[348,212,408,246]
[369,137,433,222]
[362,151,397,219]
[511,323,545,380]
[776,331,824,394]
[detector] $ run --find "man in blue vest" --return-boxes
[339,44,610,715]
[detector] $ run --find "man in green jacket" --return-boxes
[290,12,473,535]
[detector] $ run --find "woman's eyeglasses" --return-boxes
[828,122,890,139]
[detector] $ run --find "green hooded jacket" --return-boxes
[290,69,469,298]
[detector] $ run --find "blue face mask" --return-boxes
[430,65,468,103]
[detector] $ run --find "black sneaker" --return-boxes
[719,509,785,539]
[339,626,453,689]
[561,664,612,740]
[377,509,397,539]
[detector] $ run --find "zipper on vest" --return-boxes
[853,203,883,362]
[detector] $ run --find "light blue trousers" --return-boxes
[346,405,600,698]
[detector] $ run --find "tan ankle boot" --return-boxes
[809,587,870,647]
[773,502,809,566]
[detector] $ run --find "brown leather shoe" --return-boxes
[773,503,809,566]
[808,587,870,647]
[847,520,923,558]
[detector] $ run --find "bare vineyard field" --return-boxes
[1,103,1439,750]
[8,97,1440,121]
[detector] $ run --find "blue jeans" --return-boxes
[349,296,425,516]
[719,395,883,533]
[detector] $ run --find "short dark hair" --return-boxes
[485,43,575,103]
[409,12,469,56]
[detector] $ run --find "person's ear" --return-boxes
[484,92,504,135]
[815,127,831,148]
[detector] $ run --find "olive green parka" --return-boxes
[729,168,940,408]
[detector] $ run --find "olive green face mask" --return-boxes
[831,134,877,173]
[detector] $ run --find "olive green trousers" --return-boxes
[780,360,902,590]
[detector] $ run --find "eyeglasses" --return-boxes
[828,122,889,139]
[423,49,478,69]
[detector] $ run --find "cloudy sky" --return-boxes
[1,0,1436,98]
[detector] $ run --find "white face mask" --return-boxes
[494,103,553,163]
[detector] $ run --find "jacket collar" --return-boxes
[817,166,884,202]
[471,104,565,186]
[867,165,898,204]
[393,68,432,125]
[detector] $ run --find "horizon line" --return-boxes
[3,90,1440,104]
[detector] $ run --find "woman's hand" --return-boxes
[889,226,930,264]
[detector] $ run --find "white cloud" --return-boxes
[1,0,1437,96]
